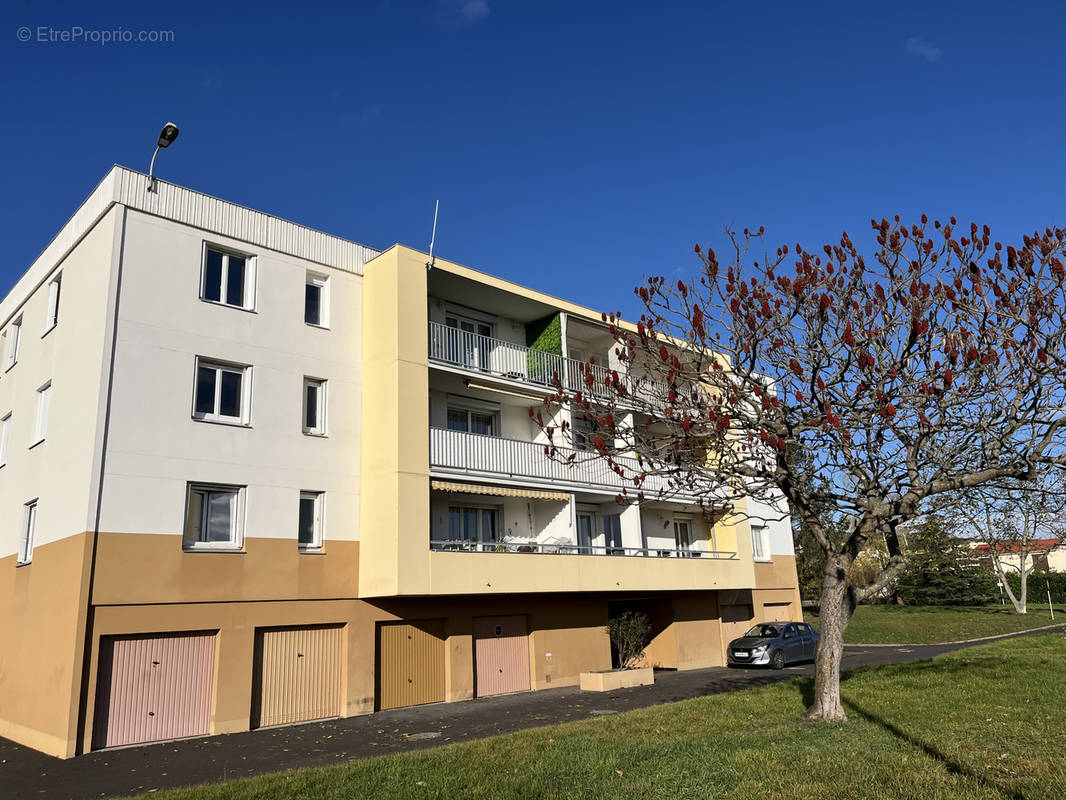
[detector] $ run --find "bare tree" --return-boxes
[535,217,1066,723]
[952,474,1066,614]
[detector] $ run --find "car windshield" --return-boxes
[745,624,780,638]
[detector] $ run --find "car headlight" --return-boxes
[752,645,768,655]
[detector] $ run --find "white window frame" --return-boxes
[445,405,499,437]
[298,491,325,551]
[446,504,500,548]
[44,273,62,333]
[192,358,251,425]
[200,244,257,311]
[18,499,37,564]
[673,519,694,554]
[304,272,330,328]
[32,381,51,446]
[751,524,771,562]
[5,316,22,371]
[0,412,10,467]
[183,483,245,551]
[303,377,327,436]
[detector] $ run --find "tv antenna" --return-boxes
[426,199,439,271]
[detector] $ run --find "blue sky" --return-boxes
[2,1,1065,319]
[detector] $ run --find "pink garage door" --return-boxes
[474,615,531,697]
[93,631,215,749]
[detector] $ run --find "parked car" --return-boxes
[727,621,820,669]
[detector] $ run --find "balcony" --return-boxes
[428,321,665,401]
[429,540,736,559]
[429,426,709,501]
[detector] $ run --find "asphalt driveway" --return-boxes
[4,625,1063,800]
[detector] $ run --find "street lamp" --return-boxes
[147,122,180,193]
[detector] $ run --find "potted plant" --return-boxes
[580,611,655,691]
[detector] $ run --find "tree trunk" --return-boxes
[1018,568,1028,615]
[800,554,852,723]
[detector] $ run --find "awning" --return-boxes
[430,480,570,502]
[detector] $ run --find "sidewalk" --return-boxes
[3,625,1062,800]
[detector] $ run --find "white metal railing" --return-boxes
[429,539,737,559]
[429,426,708,501]
[428,321,668,401]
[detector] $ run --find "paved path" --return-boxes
[4,625,1063,800]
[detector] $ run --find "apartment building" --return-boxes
[0,166,801,759]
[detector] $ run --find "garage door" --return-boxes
[474,615,530,697]
[377,620,445,710]
[93,631,215,749]
[253,625,345,728]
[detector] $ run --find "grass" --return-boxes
[128,634,1066,800]
[805,603,1066,644]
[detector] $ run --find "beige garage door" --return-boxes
[253,625,345,728]
[474,615,530,698]
[93,631,215,749]
[377,620,445,710]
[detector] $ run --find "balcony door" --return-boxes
[448,506,499,550]
[603,515,623,555]
[445,313,492,371]
[673,520,694,557]
[576,512,594,553]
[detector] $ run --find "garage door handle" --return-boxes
[408,678,412,683]
[148,711,155,716]
[499,668,503,673]
[297,653,304,658]
[152,661,160,666]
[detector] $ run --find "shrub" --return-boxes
[607,610,651,669]
[1004,571,1066,604]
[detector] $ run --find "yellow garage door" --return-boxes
[253,625,345,728]
[377,620,445,710]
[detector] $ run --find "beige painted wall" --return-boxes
[92,533,358,605]
[0,535,94,758]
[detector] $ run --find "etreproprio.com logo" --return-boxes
[17,26,175,44]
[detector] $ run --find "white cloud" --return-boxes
[460,0,489,23]
[905,36,943,62]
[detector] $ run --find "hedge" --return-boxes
[1003,571,1066,604]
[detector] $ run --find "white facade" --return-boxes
[0,167,377,560]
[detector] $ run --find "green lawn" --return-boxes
[805,603,1066,644]
[129,634,1066,800]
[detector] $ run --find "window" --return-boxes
[5,316,21,370]
[444,312,493,369]
[751,524,771,561]
[305,273,329,327]
[603,514,623,554]
[674,519,693,554]
[446,407,497,436]
[18,500,37,564]
[193,359,250,424]
[303,377,327,435]
[184,483,244,550]
[32,382,51,445]
[0,413,9,467]
[299,491,324,550]
[201,246,255,310]
[447,506,498,546]
[45,273,62,331]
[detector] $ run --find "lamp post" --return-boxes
[147,122,180,193]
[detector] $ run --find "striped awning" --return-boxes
[430,480,569,502]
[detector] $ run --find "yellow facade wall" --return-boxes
[0,534,94,758]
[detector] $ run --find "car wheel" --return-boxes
[771,650,786,670]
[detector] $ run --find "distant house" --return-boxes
[971,538,1066,574]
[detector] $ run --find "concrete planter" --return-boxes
[579,667,654,691]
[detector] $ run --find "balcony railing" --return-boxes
[430,426,708,501]
[428,321,666,401]
[429,540,737,559]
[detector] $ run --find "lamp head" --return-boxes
[157,122,179,148]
